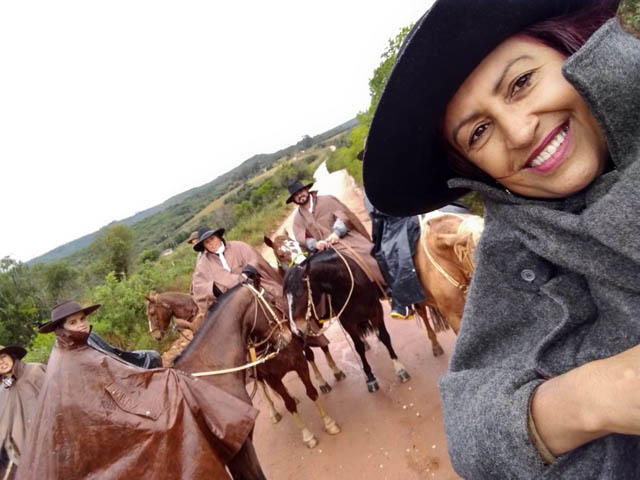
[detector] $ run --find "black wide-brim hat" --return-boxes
[0,345,27,360]
[39,300,101,333]
[363,0,597,216]
[193,227,226,252]
[285,180,314,204]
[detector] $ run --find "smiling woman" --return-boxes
[363,0,640,479]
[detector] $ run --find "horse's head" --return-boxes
[238,283,292,352]
[264,231,306,270]
[145,292,172,341]
[427,214,484,284]
[282,261,311,336]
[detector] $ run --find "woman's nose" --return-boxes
[500,110,538,150]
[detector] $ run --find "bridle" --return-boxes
[296,247,355,338]
[190,283,287,377]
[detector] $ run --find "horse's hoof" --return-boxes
[324,421,341,435]
[367,379,379,392]
[433,344,445,357]
[397,369,411,383]
[270,412,282,424]
[304,436,318,449]
[320,383,332,394]
[363,339,371,352]
[334,371,346,381]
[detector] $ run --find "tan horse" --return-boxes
[144,291,199,340]
[414,212,484,335]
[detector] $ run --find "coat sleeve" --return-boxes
[437,222,551,478]
[191,258,214,312]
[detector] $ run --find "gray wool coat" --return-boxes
[438,19,640,479]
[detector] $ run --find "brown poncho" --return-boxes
[191,240,286,314]
[293,193,385,285]
[16,329,258,480]
[0,360,46,464]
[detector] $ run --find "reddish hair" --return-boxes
[445,0,619,180]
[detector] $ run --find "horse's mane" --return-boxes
[172,283,245,365]
[284,249,348,296]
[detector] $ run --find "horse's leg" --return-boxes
[266,376,318,448]
[416,304,444,357]
[373,303,411,383]
[320,345,346,381]
[227,439,267,480]
[294,356,341,436]
[258,380,281,424]
[304,346,331,393]
[343,320,379,392]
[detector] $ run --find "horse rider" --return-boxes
[16,300,258,479]
[0,345,46,479]
[191,226,287,324]
[39,300,162,369]
[287,179,386,290]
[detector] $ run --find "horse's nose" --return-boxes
[151,330,164,341]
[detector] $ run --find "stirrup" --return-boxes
[390,306,414,320]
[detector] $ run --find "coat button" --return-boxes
[521,269,536,282]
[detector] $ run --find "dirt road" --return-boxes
[252,164,461,479]
[164,163,461,479]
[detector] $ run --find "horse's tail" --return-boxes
[426,306,450,333]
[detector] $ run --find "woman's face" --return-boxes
[443,35,608,198]
[0,354,14,376]
[203,235,222,253]
[62,312,90,333]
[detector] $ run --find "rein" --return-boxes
[190,284,286,377]
[335,240,389,301]
[419,218,471,294]
[302,247,355,337]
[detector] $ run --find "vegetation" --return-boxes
[2,26,425,363]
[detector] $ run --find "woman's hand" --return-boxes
[326,233,340,245]
[531,343,640,456]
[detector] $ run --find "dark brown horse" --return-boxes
[145,291,199,339]
[284,249,410,393]
[173,282,341,449]
[147,288,346,395]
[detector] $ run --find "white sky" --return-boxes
[0,0,431,262]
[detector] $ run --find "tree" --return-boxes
[90,224,135,280]
[39,260,79,305]
[0,257,47,347]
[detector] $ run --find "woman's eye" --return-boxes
[469,123,489,146]
[511,72,532,96]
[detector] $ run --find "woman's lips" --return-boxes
[525,122,571,173]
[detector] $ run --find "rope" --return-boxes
[335,241,389,301]
[189,284,284,377]
[419,222,468,293]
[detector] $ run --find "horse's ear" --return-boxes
[212,283,224,298]
[263,235,274,248]
[145,292,156,302]
[284,229,290,238]
[434,233,460,250]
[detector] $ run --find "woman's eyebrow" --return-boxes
[492,54,532,94]
[451,54,533,147]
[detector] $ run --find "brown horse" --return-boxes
[414,212,484,334]
[173,282,341,449]
[145,291,199,339]
[146,288,346,395]
[284,249,410,393]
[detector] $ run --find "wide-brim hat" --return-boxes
[363,0,598,216]
[0,345,27,360]
[286,180,314,204]
[186,230,199,244]
[193,226,226,252]
[39,300,101,334]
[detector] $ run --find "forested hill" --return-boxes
[28,118,357,265]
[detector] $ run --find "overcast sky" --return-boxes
[0,1,431,262]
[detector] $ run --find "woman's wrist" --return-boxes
[530,361,608,456]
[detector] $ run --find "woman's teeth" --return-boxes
[530,126,568,167]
